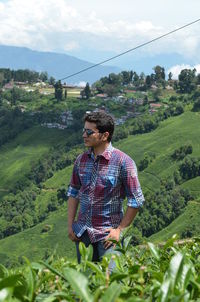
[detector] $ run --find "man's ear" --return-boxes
[102,131,109,142]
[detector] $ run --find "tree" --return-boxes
[145,75,152,88]
[103,84,119,97]
[132,72,140,87]
[121,71,132,85]
[168,72,173,81]
[178,69,197,93]
[64,89,67,100]
[0,89,3,106]
[153,65,165,82]
[108,73,122,86]
[54,80,63,101]
[193,97,200,112]
[39,71,48,82]
[81,82,91,99]
[49,76,56,85]
[0,72,4,88]
[85,82,91,99]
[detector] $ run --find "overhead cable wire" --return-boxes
[59,18,200,81]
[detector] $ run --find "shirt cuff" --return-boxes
[67,185,79,198]
[127,197,143,208]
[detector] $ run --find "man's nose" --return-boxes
[82,130,87,137]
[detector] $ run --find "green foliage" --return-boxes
[171,144,193,160]
[0,237,200,301]
[81,82,91,99]
[193,97,200,111]
[138,153,155,171]
[150,201,200,241]
[54,80,63,101]
[179,156,200,180]
[178,69,197,93]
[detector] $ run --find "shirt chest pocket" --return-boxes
[79,172,91,186]
[100,175,118,187]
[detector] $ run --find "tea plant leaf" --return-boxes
[42,291,73,302]
[101,281,121,302]
[40,261,67,282]
[0,264,8,279]
[63,267,93,302]
[110,272,128,282]
[160,279,171,302]
[180,264,192,290]
[163,234,178,250]
[0,274,22,290]
[85,261,106,280]
[169,252,184,290]
[123,236,132,250]
[31,262,45,272]
[148,242,160,261]
[25,267,36,302]
[0,288,13,302]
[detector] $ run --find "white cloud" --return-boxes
[63,41,79,51]
[167,64,200,79]
[0,0,199,61]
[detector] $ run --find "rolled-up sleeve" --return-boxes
[121,156,145,208]
[67,157,81,198]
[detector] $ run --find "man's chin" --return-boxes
[84,141,91,147]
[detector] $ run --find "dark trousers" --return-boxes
[75,231,115,264]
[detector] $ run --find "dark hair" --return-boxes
[84,112,115,142]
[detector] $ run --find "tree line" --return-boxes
[0,68,56,86]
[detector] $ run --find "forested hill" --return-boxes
[0,66,200,266]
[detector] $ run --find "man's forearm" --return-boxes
[118,207,139,231]
[67,196,79,229]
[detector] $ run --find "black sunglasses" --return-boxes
[82,128,100,136]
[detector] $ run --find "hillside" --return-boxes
[0,126,73,198]
[117,110,200,195]
[0,45,120,84]
[149,200,200,242]
[0,205,75,266]
[0,110,200,265]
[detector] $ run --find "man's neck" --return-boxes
[93,142,110,157]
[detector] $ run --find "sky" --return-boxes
[0,0,200,77]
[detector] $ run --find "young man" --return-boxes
[67,112,144,263]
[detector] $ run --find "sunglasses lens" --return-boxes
[83,128,94,136]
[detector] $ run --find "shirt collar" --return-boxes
[87,143,114,161]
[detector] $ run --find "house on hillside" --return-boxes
[149,103,163,114]
[150,103,162,109]
[96,93,108,100]
[3,81,14,90]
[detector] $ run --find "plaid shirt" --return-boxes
[67,143,144,243]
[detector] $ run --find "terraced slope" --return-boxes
[0,111,200,264]
[149,200,200,242]
[0,126,69,197]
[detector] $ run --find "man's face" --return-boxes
[83,121,107,148]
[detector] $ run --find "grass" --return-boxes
[44,165,73,189]
[0,126,70,193]
[149,200,200,242]
[116,111,200,192]
[0,204,75,266]
[180,177,200,198]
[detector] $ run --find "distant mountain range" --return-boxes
[0,45,120,84]
[0,44,197,84]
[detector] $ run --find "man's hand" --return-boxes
[68,227,80,242]
[104,227,121,249]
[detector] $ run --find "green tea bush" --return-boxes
[0,235,200,301]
